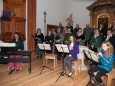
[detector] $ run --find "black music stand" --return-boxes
[38,44,53,74]
[84,50,99,86]
[55,44,74,82]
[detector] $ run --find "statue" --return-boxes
[66,13,73,26]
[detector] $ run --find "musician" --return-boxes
[62,35,79,77]
[88,41,115,86]
[8,32,24,74]
[45,30,54,53]
[34,28,44,46]
[34,28,44,58]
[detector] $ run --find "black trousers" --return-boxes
[88,66,109,83]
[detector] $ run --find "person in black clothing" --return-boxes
[75,28,85,45]
[73,24,81,35]
[58,22,64,33]
[34,28,44,45]
[8,32,24,74]
[98,23,108,41]
[110,21,115,34]
[45,30,54,53]
[66,22,73,33]
[34,28,44,58]
[106,29,115,53]
[105,29,115,51]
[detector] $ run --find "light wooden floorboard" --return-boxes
[0,54,115,86]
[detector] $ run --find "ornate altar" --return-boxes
[87,0,115,28]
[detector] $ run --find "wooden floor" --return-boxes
[0,54,115,86]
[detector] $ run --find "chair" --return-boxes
[106,69,115,86]
[71,59,82,75]
[44,54,57,69]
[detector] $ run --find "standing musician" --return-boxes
[88,41,115,86]
[62,35,79,77]
[8,32,24,74]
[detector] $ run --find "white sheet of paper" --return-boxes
[44,44,51,50]
[38,44,45,50]
[61,45,69,53]
[84,50,98,62]
[55,44,63,52]
[0,43,16,47]
[38,44,51,50]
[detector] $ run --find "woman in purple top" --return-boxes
[62,35,79,76]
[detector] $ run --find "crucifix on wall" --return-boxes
[43,11,47,35]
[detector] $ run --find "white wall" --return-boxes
[66,0,95,29]
[36,0,95,33]
[36,0,67,35]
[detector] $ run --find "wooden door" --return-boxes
[3,0,26,18]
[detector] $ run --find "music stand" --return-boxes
[84,50,99,86]
[55,44,74,82]
[38,44,53,74]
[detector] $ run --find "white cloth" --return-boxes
[69,42,74,57]
[105,35,112,41]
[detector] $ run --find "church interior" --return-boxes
[0,0,115,86]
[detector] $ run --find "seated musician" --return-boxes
[62,35,79,77]
[34,28,44,58]
[88,41,115,86]
[45,30,54,53]
[8,32,24,74]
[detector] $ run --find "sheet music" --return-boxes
[61,45,69,53]
[0,43,16,47]
[55,44,69,53]
[38,44,45,50]
[84,49,98,62]
[38,44,51,50]
[44,44,51,50]
[55,44,63,52]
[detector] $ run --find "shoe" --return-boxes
[99,82,105,86]
[9,69,15,74]
[16,70,19,71]
[91,77,99,86]
[68,72,72,77]
[61,71,65,76]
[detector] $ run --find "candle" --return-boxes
[94,25,95,28]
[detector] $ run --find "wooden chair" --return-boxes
[44,54,57,69]
[106,69,115,86]
[71,59,82,75]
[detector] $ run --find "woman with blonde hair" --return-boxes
[88,41,115,86]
